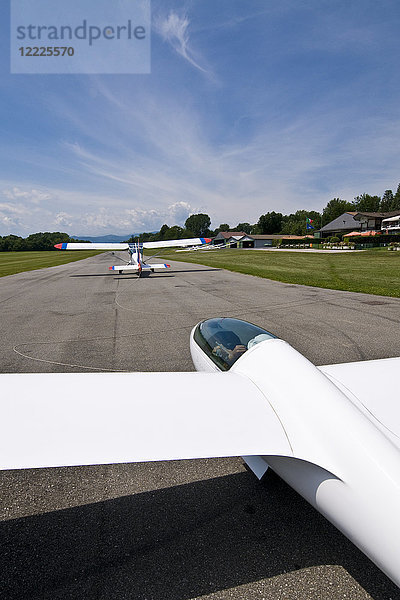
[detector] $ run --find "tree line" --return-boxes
[1,182,399,250]
[0,232,87,252]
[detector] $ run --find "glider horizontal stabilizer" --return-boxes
[109,265,139,271]
[144,263,171,269]
[109,264,170,271]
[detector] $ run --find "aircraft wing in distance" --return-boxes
[142,237,211,248]
[54,238,211,251]
[54,243,130,250]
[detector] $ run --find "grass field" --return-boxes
[2,248,399,298]
[156,248,400,298]
[0,251,101,278]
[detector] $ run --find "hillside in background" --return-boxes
[72,234,132,243]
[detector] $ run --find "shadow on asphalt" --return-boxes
[70,273,124,278]
[163,268,222,273]
[0,470,396,600]
[69,268,221,279]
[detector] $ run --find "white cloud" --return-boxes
[123,201,196,231]
[71,202,197,234]
[3,187,51,204]
[168,201,194,224]
[0,180,199,236]
[0,202,25,214]
[0,202,25,231]
[54,212,74,228]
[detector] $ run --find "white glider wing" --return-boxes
[319,357,400,442]
[0,371,292,471]
[55,243,129,250]
[142,237,211,249]
[55,238,211,251]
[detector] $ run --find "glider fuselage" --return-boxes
[190,319,400,586]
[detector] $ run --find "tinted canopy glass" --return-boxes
[194,318,276,371]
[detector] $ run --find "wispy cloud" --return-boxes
[2,2,400,237]
[3,84,399,236]
[154,11,208,73]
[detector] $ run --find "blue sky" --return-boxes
[1,0,400,236]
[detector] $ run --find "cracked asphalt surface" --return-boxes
[1,252,400,600]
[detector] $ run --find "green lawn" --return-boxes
[155,248,400,297]
[0,251,101,278]
[3,248,400,298]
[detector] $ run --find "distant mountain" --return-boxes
[72,233,158,243]
[72,234,134,243]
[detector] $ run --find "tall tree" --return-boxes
[279,211,317,235]
[257,212,283,234]
[184,213,211,237]
[250,223,261,234]
[352,193,381,212]
[214,223,230,234]
[280,218,304,235]
[0,234,24,251]
[236,222,252,234]
[393,183,400,210]
[162,225,184,240]
[322,198,353,226]
[0,232,80,251]
[159,224,170,239]
[380,190,394,212]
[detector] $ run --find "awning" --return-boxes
[360,230,381,236]
[344,230,381,237]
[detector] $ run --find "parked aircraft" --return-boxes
[54,237,212,275]
[2,317,400,587]
[175,242,227,252]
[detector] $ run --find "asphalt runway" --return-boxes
[1,251,400,600]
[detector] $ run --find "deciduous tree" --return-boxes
[352,193,381,212]
[236,222,252,234]
[257,212,283,234]
[184,213,211,237]
[393,183,400,210]
[322,198,353,226]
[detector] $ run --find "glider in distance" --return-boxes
[2,317,400,587]
[54,237,212,275]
